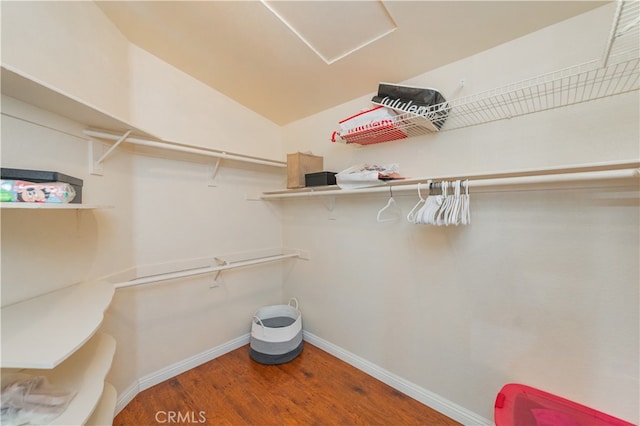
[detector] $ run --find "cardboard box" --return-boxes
[287,153,323,189]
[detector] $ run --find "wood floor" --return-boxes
[114,342,461,426]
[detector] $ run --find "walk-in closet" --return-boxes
[1,1,638,425]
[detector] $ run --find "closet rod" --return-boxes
[84,129,287,168]
[114,253,299,289]
[466,167,639,188]
[261,167,639,199]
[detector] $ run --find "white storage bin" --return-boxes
[250,298,303,365]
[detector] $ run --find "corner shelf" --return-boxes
[9,332,117,426]
[86,382,117,426]
[1,280,115,369]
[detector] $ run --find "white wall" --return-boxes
[0,96,136,305]
[1,0,285,401]
[1,1,132,122]
[281,3,639,423]
[127,44,283,161]
[1,1,284,161]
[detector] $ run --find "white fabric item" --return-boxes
[336,163,399,190]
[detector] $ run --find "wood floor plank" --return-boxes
[114,342,461,425]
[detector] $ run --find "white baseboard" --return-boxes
[115,331,491,425]
[138,333,251,392]
[303,331,492,426]
[114,381,139,416]
[115,333,250,415]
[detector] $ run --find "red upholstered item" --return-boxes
[494,384,634,426]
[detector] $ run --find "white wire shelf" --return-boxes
[602,0,639,67]
[439,55,639,131]
[333,0,639,144]
[334,55,639,145]
[332,111,442,145]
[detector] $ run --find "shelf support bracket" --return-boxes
[88,139,105,176]
[601,0,625,68]
[320,195,337,220]
[88,130,132,175]
[97,130,132,164]
[208,158,222,187]
[210,257,228,288]
[321,195,335,212]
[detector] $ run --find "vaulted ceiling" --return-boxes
[96,1,607,125]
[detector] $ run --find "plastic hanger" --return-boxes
[462,180,471,225]
[407,182,427,223]
[377,187,402,223]
[436,181,451,226]
[419,182,443,225]
[448,180,462,226]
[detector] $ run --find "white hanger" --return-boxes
[448,180,462,226]
[377,187,402,223]
[436,181,451,226]
[418,182,439,225]
[462,180,471,225]
[410,180,471,226]
[407,182,427,223]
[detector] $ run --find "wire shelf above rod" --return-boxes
[333,0,639,145]
[332,55,639,144]
[332,111,441,145]
[602,0,639,67]
[440,56,639,132]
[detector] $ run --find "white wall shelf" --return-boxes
[0,202,113,210]
[1,65,287,175]
[0,280,115,369]
[8,333,117,426]
[0,65,157,139]
[86,382,117,426]
[261,160,640,199]
[84,128,287,172]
